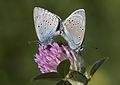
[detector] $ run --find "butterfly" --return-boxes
[33,7,85,51]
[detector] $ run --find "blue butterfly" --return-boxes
[33,7,85,51]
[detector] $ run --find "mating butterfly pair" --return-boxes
[33,7,85,51]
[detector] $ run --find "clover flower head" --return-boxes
[34,42,80,73]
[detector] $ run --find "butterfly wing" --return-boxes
[33,7,61,44]
[62,9,85,50]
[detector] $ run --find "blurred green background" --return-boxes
[0,0,120,85]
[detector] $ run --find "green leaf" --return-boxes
[56,80,65,85]
[33,72,63,81]
[56,80,72,85]
[69,71,88,85]
[64,81,72,85]
[90,57,109,77]
[57,59,71,78]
